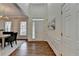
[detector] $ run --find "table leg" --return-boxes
[2,37,5,48]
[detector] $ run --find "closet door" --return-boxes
[61,4,76,55]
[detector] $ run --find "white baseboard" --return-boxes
[46,40,61,56]
[28,37,46,41]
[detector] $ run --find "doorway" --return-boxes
[32,19,45,40]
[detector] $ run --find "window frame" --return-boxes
[4,21,12,32]
[19,21,27,36]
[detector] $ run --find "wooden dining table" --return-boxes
[0,35,10,48]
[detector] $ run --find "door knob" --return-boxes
[61,32,63,36]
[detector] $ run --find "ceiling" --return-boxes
[0,3,63,19]
[0,3,25,16]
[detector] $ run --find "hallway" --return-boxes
[0,3,79,56]
[10,41,56,56]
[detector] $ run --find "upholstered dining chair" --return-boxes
[3,32,18,47]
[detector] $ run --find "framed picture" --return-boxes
[48,17,56,30]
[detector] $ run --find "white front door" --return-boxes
[35,20,45,40]
[32,19,45,40]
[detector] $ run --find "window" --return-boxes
[4,21,12,32]
[32,21,35,39]
[20,21,27,35]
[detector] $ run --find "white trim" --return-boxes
[28,37,45,41]
[32,19,45,21]
[46,40,61,56]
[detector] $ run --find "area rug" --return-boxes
[0,40,24,56]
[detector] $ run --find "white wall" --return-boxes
[33,20,47,40]
[17,3,79,56]
[29,3,48,19]
[47,3,79,56]
[27,3,48,41]
[27,3,62,55]
[26,3,63,56]
[47,3,62,55]
[17,3,29,16]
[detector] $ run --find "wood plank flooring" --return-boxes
[10,41,56,56]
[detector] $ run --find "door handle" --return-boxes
[61,32,63,36]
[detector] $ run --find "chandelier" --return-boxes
[0,16,28,20]
[0,16,9,20]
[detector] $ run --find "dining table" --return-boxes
[0,35,10,48]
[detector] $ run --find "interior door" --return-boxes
[35,20,45,40]
[61,4,76,55]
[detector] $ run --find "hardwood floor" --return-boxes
[10,41,56,56]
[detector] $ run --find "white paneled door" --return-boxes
[61,4,76,55]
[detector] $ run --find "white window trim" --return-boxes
[20,21,27,36]
[4,21,12,32]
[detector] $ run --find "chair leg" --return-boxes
[10,42,13,47]
[7,42,10,45]
[4,42,6,47]
[15,41,17,44]
[1,43,2,47]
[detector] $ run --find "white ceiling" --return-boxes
[17,3,29,16]
[17,3,48,18]
[0,3,25,16]
[0,3,63,18]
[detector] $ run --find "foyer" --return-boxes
[0,3,79,56]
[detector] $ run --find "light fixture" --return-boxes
[0,16,9,20]
[0,16,3,19]
[0,16,27,20]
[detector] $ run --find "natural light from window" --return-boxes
[20,21,27,35]
[4,21,12,32]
